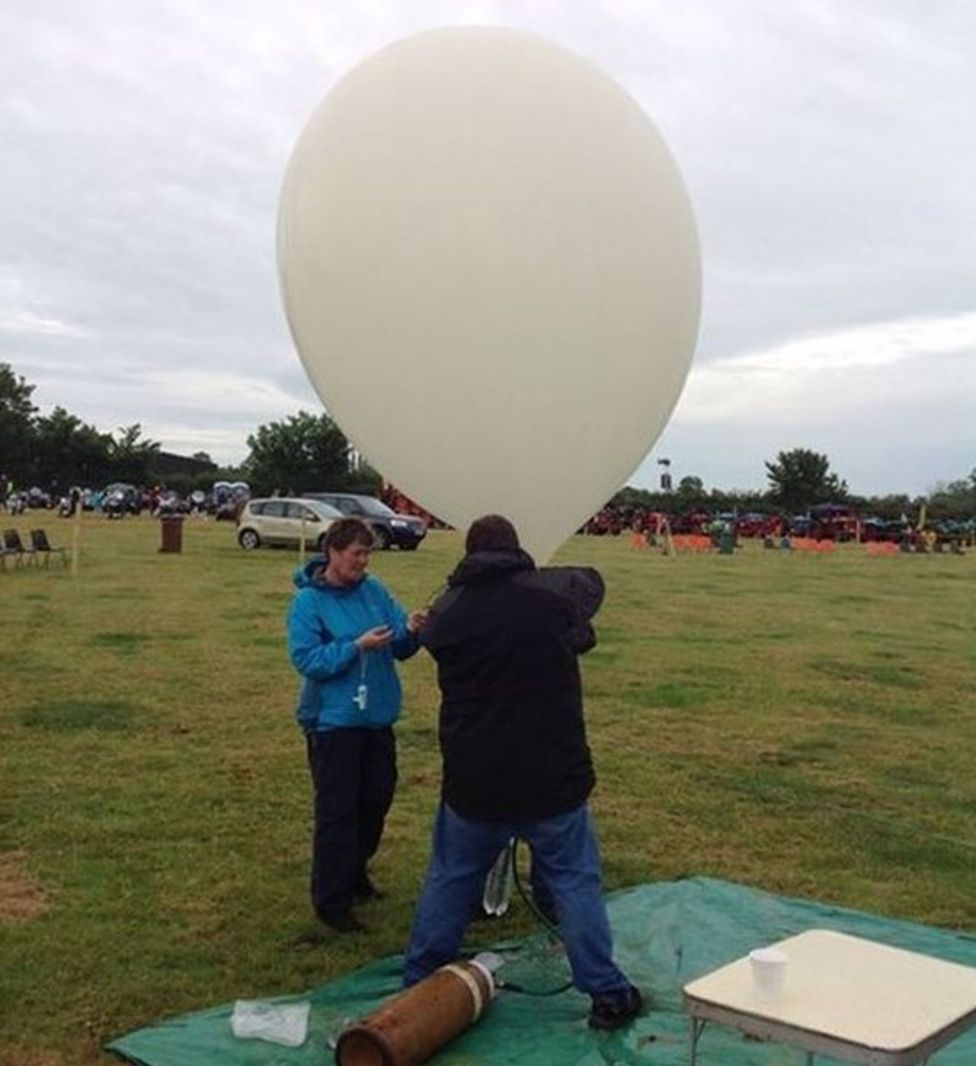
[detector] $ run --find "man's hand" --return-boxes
[407,609,429,634]
[357,625,393,651]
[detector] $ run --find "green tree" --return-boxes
[765,448,848,512]
[346,461,383,496]
[108,424,160,484]
[677,475,705,497]
[31,406,112,488]
[927,468,976,521]
[244,410,353,495]
[859,492,913,521]
[0,362,38,481]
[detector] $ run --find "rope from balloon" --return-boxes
[497,838,574,996]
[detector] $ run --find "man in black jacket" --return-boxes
[403,515,641,1030]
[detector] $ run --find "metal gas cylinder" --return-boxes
[335,956,497,1066]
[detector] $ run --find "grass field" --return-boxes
[1,514,974,1064]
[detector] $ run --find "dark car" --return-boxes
[102,482,141,518]
[303,492,427,550]
[860,517,908,543]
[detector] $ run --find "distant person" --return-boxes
[403,514,642,1030]
[287,516,426,933]
[776,518,791,550]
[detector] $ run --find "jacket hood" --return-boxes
[448,548,536,586]
[293,555,326,589]
[292,555,367,594]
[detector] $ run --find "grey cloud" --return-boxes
[1,1,972,488]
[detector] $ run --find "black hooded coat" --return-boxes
[420,548,603,821]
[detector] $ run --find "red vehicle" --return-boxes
[808,504,859,541]
[670,509,712,535]
[734,512,784,538]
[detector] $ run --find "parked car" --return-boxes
[303,492,427,550]
[155,490,187,516]
[103,482,141,518]
[670,509,712,535]
[808,503,860,541]
[212,480,250,520]
[26,486,53,509]
[236,497,342,551]
[734,512,784,538]
[860,517,908,543]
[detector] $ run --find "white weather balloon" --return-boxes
[278,27,700,562]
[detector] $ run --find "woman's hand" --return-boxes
[407,609,429,634]
[356,625,394,651]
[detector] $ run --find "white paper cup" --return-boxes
[749,947,788,1002]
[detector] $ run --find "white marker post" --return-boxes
[70,496,82,577]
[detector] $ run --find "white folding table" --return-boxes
[682,929,976,1065]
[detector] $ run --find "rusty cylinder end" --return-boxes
[334,1024,394,1066]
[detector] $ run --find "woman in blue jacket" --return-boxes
[288,516,425,932]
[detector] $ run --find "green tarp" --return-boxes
[107,877,976,1064]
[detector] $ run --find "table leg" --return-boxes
[689,1017,706,1065]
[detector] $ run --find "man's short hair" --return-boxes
[465,514,520,553]
[324,516,374,553]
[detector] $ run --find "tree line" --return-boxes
[0,362,375,499]
[612,447,976,521]
[2,361,973,516]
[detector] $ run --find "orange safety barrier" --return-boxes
[629,530,647,550]
[804,539,837,552]
[865,541,899,556]
[671,534,713,553]
[787,538,836,552]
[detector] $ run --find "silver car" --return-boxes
[236,497,342,551]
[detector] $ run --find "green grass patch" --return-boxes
[0,516,974,1064]
[19,698,145,731]
[809,655,925,689]
[626,681,709,709]
[90,631,151,651]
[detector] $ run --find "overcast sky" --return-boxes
[2,1,973,498]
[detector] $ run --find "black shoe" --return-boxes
[353,878,384,903]
[588,985,643,1030]
[319,910,366,934]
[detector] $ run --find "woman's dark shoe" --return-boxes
[319,910,367,934]
[353,878,384,903]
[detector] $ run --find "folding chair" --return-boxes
[0,531,19,570]
[2,528,37,566]
[31,529,69,567]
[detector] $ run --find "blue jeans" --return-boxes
[403,802,632,998]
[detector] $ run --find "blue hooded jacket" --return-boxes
[288,556,420,732]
